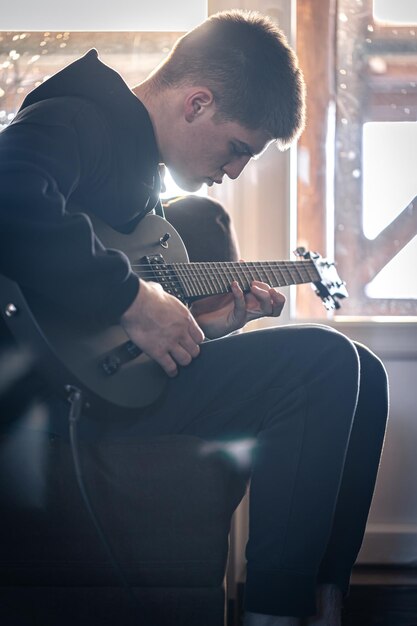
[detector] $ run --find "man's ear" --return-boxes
[184,88,214,123]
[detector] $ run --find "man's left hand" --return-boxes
[191,280,286,339]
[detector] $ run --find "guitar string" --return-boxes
[128,263,320,280]
[129,268,321,297]
[128,264,320,279]
[129,261,318,268]
[129,268,320,282]
[129,267,318,275]
[129,268,320,280]
[129,270,319,283]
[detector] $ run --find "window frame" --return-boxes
[296,0,417,319]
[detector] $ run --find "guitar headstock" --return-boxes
[294,247,348,310]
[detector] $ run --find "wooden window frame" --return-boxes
[296,0,417,319]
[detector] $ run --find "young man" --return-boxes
[0,10,388,626]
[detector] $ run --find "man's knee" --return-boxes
[283,324,360,370]
[353,341,389,426]
[354,341,388,387]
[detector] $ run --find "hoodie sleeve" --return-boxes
[0,99,139,326]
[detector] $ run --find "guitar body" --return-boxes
[0,214,188,415]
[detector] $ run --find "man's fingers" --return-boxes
[158,353,179,378]
[249,283,286,317]
[250,283,275,314]
[120,281,205,374]
[153,337,202,377]
[270,288,286,316]
[231,281,245,304]
[169,344,194,367]
[188,317,205,343]
[251,281,270,290]
[180,336,201,359]
[231,281,247,318]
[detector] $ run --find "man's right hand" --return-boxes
[120,279,204,377]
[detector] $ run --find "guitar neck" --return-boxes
[170,260,321,299]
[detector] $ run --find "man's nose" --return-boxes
[222,155,251,180]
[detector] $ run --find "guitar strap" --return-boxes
[154,198,165,219]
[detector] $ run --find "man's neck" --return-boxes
[132,81,164,162]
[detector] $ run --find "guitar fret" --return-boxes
[238,263,252,291]
[175,263,195,298]
[298,261,315,283]
[185,263,202,297]
[284,261,299,285]
[308,263,320,283]
[265,261,278,286]
[251,262,267,284]
[190,265,202,297]
[207,263,218,295]
[277,263,290,286]
[211,262,224,294]
[188,264,200,295]
[224,263,238,291]
[211,262,221,294]
[196,262,212,295]
[299,264,314,283]
[265,261,283,287]
[291,261,304,284]
[262,262,274,286]
[246,262,256,283]
[218,264,230,292]
[298,263,311,282]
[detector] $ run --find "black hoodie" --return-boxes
[0,49,161,327]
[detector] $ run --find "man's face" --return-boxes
[165,111,273,192]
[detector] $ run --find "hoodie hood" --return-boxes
[19,49,161,227]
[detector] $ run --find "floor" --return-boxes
[343,566,417,626]
[231,568,417,626]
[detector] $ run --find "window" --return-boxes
[296,0,417,318]
[0,30,207,199]
[0,32,181,125]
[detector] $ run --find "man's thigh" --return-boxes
[105,324,359,441]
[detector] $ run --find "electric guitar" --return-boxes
[0,213,348,415]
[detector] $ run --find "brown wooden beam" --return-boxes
[296,0,337,318]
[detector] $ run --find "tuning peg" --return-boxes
[294,246,308,258]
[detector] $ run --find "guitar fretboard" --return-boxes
[168,260,320,299]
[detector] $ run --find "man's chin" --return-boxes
[179,181,203,193]
[170,172,204,193]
